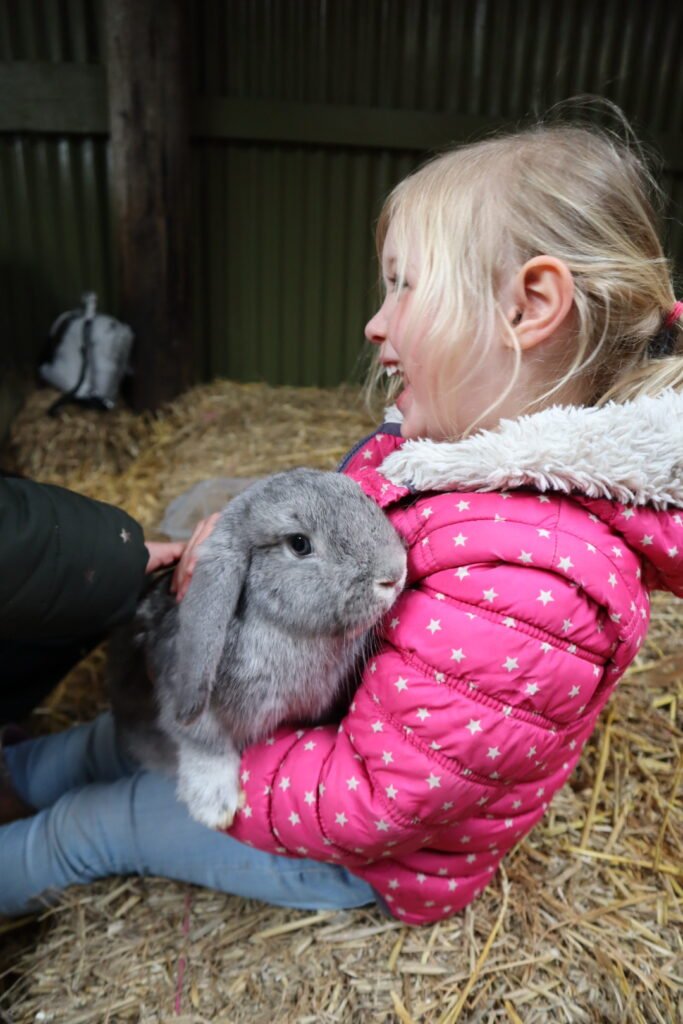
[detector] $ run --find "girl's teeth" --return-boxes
[385,365,402,377]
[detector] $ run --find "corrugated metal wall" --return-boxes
[194,0,682,124]
[0,0,107,429]
[193,142,420,385]
[0,0,101,61]
[193,0,683,385]
[2,0,683,427]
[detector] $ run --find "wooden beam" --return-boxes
[0,63,106,134]
[4,62,683,174]
[194,97,509,153]
[104,0,193,411]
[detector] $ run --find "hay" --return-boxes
[4,381,374,533]
[1,381,681,1024]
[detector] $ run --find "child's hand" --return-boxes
[144,541,186,575]
[170,513,220,601]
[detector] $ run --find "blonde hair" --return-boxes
[365,110,683,435]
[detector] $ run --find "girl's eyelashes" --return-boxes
[384,275,410,293]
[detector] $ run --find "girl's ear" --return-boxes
[505,256,574,351]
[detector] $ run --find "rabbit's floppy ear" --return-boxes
[174,502,250,725]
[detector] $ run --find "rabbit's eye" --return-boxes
[287,533,312,557]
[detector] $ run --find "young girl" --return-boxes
[1,117,682,925]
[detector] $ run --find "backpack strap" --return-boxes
[47,315,105,416]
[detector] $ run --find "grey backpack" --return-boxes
[40,293,134,413]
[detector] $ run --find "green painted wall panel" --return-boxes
[0,0,101,62]
[0,134,113,394]
[191,141,427,388]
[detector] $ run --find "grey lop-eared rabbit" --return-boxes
[108,469,407,829]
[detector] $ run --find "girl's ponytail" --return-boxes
[598,306,683,405]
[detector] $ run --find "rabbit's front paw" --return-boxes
[199,783,246,830]
[187,776,243,830]
[219,785,247,829]
[176,745,243,830]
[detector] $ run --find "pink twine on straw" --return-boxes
[664,300,683,328]
[174,892,192,1015]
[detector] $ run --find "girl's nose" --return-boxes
[365,307,386,345]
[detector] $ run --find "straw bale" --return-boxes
[1,381,681,1024]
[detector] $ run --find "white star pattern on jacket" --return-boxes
[227,401,683,926]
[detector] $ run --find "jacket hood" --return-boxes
[379,390,683,596]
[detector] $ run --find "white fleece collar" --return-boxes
[379,390,683,508]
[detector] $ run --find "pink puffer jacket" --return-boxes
[230,392,683,924]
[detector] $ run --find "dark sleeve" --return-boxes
[0,477,149,641]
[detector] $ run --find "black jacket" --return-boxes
[0,477,148,642]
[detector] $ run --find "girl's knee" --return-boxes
[42,776,145,880]
[82,712,138,781]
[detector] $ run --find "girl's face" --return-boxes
[364,224,441,440]
[365,223,550,441]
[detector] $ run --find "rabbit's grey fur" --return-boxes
[108,469,407,829]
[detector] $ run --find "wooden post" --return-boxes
[104,0,193,411]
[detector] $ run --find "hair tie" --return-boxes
[664,300,683,328]
[648,301,682,358]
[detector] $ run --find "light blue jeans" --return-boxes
[0,712,375,917]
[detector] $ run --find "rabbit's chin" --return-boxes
[331,618,379,641]
[332,590,403,639]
